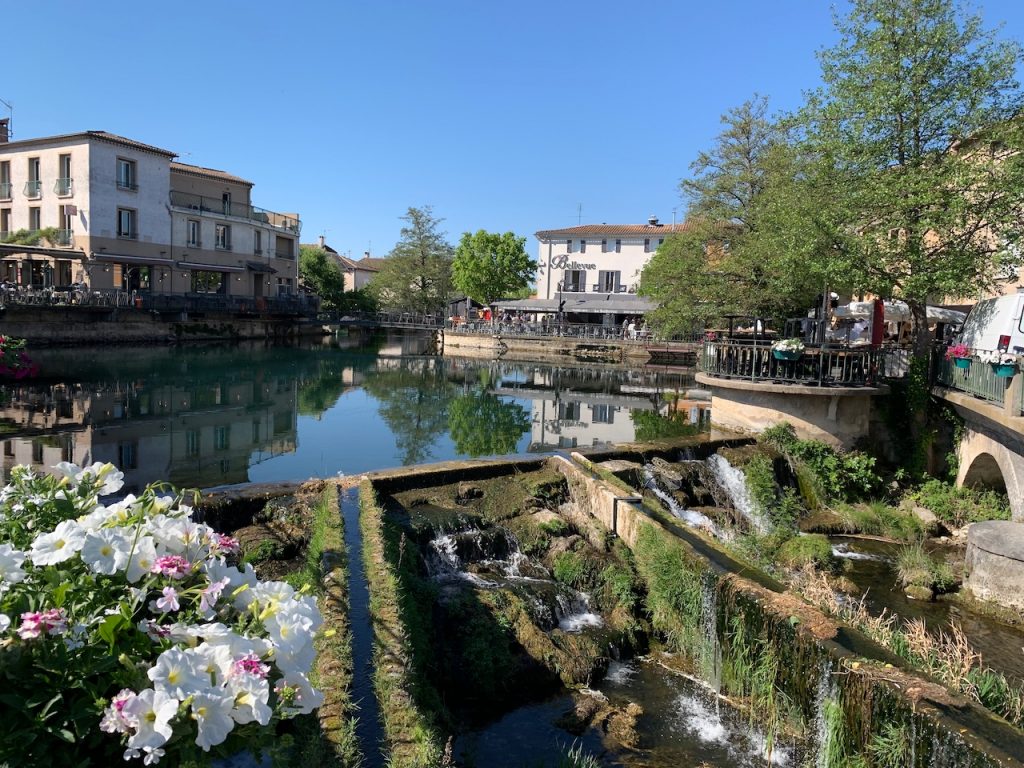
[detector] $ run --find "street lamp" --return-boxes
[556,280,565,334]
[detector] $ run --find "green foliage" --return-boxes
[762,423,880,502]
[775,534,838,572]
[867,721,912,768]
[910,478,1011,528]
[630,410,703,442]
[299,246,346,311]
[833,501,925,540]
[633,525,704,654]
[599,563,638,612]
[333,287,378,314]
[242,537,288,565]
[1,227,60,246]
[895,543,959,593]
[538,519,570,537]
[451,230,535,306]
[552,551,594,589]
[368,206,454,313]
[743,454,779,519]
[448,389,531,457]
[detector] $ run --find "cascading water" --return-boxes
[424,524,603,634]
[642,467,722,537]
[700,575,723,694]
[707,454,770,533]
[831,542,883,561]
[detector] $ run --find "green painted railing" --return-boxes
[936,357,1010,407]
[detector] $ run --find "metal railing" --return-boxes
[936,356,1009,407]
[168,191,301,234]
[54,178,73,196]
[116,179,139,191]
[0,288,319,316]
[53,230,73,246]
[0,182,11,200]
[23,180,41,198]
[272,249,295,260]
[700,339,878,387]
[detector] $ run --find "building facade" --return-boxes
[0,130,299,297]
[534,217,686,301]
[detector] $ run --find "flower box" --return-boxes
[991,363,1016,377]
[953,357,972,369]
[773,349,803,361]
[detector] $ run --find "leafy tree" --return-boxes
[299,246,346,311]
[448,389,531,456]
[369,206,454,313]
[452,230,536,307]
[630,409,703,442]
[799,0,1024,353]
[640,97,826,333]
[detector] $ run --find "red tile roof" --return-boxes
[0,130,177,157]
[171,162,253,186]
[535,222,694,238]
[356,257,386,272]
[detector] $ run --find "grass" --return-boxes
[793,567,1024,729]
[831,501,924,540]
[775,534,837,572]
[359,480,446,768]
[894,543,959,595]
[909,478,1011,528]
[284,485,362,767]
[552,550,595,589]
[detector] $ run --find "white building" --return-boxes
[534,216,686,301]
[0,126,300,297]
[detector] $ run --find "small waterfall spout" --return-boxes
[555,590,604,632]
[642,467,721,537]
[707,454,769,533]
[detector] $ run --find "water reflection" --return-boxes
[0,336,705,490]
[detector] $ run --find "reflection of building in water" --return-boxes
[0,377,298,493]
[667,398,713,428]
[524,394,653,451]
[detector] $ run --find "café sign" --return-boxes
[549,254,596,270]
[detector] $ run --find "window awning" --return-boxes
[245,261,278,274]
[93,253,175,267]
[176,260,246,273]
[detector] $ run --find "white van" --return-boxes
[957,294,1024,353]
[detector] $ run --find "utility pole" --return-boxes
[577,203,582,226]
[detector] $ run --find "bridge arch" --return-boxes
[956,428,1024,522]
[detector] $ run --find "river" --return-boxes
[0,334,704,493]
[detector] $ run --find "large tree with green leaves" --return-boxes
[800,0,1024,353]
[369,206,454,313]
[640,97,827,333]
[299,246,346,311]
[452,230,535,307]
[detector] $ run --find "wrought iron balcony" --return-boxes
[54,229,73,246]
[169,191,301,234]
[116,179,138,191]
[0,182,10,200]
[117,230,138,240]
[24,180,41,198]
[54,178,73,196]
[271,249,295,260]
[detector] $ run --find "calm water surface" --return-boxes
[0,335,704,494]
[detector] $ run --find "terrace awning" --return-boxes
[93,253,175,267]
[492,294,657,314]
[176,260,246,273]
[245,261,278,274]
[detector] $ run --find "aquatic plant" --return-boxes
[775,534,838,572]
[895,543,959,595]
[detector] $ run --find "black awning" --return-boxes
[245,261,278,274]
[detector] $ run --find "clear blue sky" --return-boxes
[6,1,1024,260]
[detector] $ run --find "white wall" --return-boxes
[86,141,171,246]
[535,233,666,300]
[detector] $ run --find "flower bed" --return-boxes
[0,462,324,766]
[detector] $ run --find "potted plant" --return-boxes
[771,338,805,361]
[945,342,972,369]
[978,349,1018,377]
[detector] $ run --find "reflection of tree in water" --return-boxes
[362,362,456,465]
[296,359,349,418]
[630,409,702,442]
[448,389,531,457]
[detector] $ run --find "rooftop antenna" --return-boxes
[577,203,582,226]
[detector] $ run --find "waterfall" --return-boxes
[707,454,770,533]
[642,467,722,537]
[813,658,837,768]
[700,575,723,694]
[555,590,604,632]
[831,542,883,561]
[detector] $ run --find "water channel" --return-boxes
[1,334,704,493]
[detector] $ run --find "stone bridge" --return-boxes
[934,374,1024,522]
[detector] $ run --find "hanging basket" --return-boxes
[953,357,972,369]
[773,349,803,361]
[991,363,1016,378]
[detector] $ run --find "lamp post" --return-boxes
[556,280,564,336]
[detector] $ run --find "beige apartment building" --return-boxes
[0,124,300,297]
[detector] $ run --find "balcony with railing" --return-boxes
[0,182,11,200]
[24,180,41,199]
[935,356,1011,408]
[54,178,73,196]
[272,249,295,260]
[168,191,301,234]
[53,230,73,247]
[700,339,880,387]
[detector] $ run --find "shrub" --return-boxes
[0,462,323,766]
[775,534,837,572]
[760,422,881,501]
[910,479,1011,528]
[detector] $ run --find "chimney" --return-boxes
[363,251,370,259]
[648,215,659,226]
[318,234,325,248]
[0,119,8,143]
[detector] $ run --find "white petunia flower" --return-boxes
[125,535,158,583]
[76,461,125,496]
[192,642,233,687]
[0,613,10,633]
[142,746,165,765]
[190,691,235,751]
[0,543,26,587]
[29,519,86,566]
[124,688,178,750]
[204,558,258,610]
[277,671,325,716]
[81,529,131,575]
[147,648,208,699]
[227,674,271,725]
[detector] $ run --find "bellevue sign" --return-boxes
[549,254,597,270]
